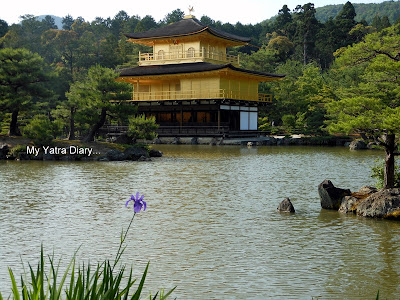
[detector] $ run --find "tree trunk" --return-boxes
[67,106,76,140]
[383,133,396,189]
[8,109,21,136]
[82,107,107,143]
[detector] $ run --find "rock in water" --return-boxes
[106,149,125,161]
[0,144,9,160]
[318,180,351,210]
[356,188,400,219]
[149,149,163,157]
[339,186,378,214]
[277,198,295,213]
[349,139,367,150]
[123,146,149,160]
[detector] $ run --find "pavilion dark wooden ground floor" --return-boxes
[136,98,268,137]
[101,99,269,138]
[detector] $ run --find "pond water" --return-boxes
[1,145,399,299]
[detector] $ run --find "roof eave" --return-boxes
[124,28,250,47]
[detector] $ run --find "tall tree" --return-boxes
[334,1,357,48]
[293,3,320,65]
[62,15,74,30]
[274,5,292,33]
[134,16,157,32]
[163,9,184,24]
[66,65,134,142]
[0,48,51,136]
[0,19,8,38]
[326,24,400,188]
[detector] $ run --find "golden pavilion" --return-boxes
[118,14,284,136]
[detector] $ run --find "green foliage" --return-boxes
[23,115,63,145]
[371,159,400,189]
[163,9,184,25]
[66,65,134,142]
[258,116,270,132]
[315,2,400,25]
[327,23,400,188]
[8,144,27,159]
[327,23,400,137]
[0,19,8,38]
[2,200,175,299]
[240,46,278,73]
[2,242,175,300]
[281,114,296,132]
[128,115,159,140]
[0,48,52,135]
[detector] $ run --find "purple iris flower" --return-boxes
[125,192,146,213]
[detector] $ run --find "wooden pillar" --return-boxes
[180,104,183,134]
[217,108,221,131]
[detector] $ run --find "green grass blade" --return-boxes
[40,245,45,300]
[66,259,76,300]
[8,267,21,300]
[159,287,176,300]
[55,254,75,300]
[131,262,149,300]
[122,269,134,300]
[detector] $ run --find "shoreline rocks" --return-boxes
[318,180,351,210]
[356,188,400,219]
[319,180,400,220]
[137,136,352,146]
[0,144,9,159]
[0,143,162,162]
[349,139,367,150]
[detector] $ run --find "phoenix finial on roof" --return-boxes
[188,6,194,15]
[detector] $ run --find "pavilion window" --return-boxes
[187,47,195,58]
[157,50,165,60]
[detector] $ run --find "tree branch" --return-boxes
[373,49,400,62]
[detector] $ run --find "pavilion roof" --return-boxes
[124,17,251,44]
[118,62,285,80]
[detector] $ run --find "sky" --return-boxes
[1,0,389,25]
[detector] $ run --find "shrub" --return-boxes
[128,114,159,140]
[281,114,296,133]
[371,159,400,189]
[23,116,63,145]
[8,144,26,159]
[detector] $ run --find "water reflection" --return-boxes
[0,146,399,299]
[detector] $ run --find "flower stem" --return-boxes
[113,212,136,270]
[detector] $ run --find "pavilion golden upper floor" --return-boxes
[118,15,285,104]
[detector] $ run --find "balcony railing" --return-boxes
[139,49,239,66]
[130,89,272,103]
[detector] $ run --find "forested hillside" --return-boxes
[316,1,400,24]
[0,1,399,142]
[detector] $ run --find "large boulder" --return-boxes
[106,149,125,161]
[277,198,295,213]
[0,144,9,160]
[123,146,149,160]
[318,180,351,210]
[149,149,162,157]
[349,139,367,150]
[356,188,400,219]
[338,196,359,214]
[339,186,378,214]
